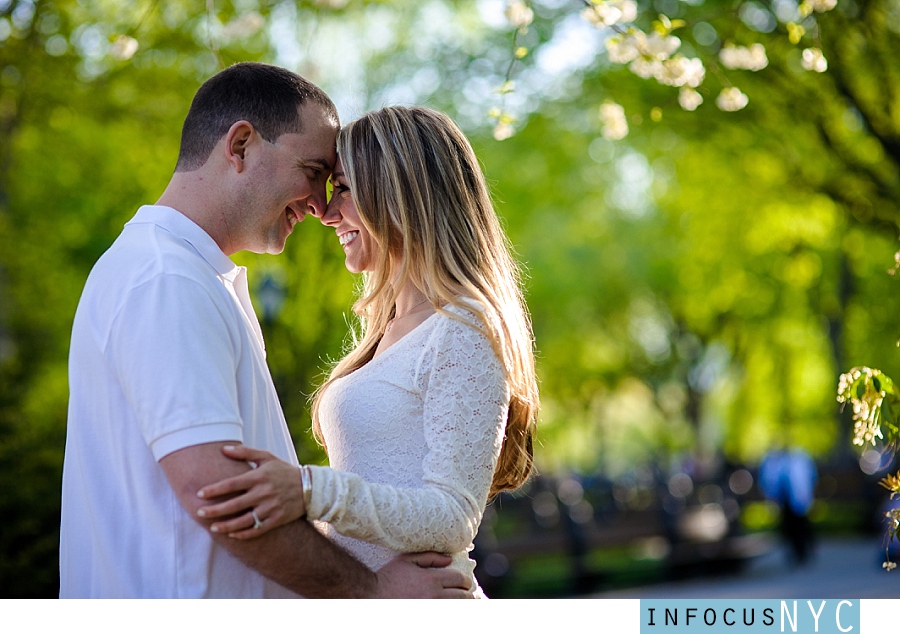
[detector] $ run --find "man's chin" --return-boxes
[265,233,289,255]
[243,241,286,256]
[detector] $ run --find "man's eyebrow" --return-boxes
[295,158,332,171]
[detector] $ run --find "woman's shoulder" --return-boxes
[444,296,496,320]
[416,300,504,382]
[422,299,500,355]
[435,298,488,333]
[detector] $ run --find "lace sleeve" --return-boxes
[306,315,509,553]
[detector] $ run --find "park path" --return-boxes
[591,536,900,599]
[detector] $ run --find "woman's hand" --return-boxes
[195,445,306,539]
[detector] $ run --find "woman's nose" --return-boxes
[320,199,342,226]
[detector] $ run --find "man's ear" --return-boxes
[224,120,255,173]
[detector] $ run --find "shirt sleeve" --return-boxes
[106,273,245,460]
[306,315,509,554]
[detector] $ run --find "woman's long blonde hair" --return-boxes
[311,106,538,496]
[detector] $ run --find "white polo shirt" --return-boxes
[60,205,300,598]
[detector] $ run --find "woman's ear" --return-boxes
[224,120,255,173]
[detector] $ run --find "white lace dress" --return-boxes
[305,304,509,595]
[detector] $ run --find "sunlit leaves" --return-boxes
[787,21,807,44]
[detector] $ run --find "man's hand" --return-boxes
[374,552,474,599]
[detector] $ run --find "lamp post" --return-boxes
[256,271,285,325]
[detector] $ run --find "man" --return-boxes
[60,62,470,598]
[758,446,818,566]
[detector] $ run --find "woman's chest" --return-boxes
[319,356,429,483]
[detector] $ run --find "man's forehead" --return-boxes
[305,104,338,134]
[282,116,338,168]
[298,101,340,134]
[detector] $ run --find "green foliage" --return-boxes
[2,0,900,594]
[462,0,900,475]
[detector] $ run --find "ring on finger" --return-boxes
[251,510,263,530]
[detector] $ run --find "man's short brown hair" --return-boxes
[175,62,337,172]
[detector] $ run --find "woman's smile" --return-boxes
[339,230,359,247]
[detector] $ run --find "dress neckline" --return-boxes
[367,310,442,368]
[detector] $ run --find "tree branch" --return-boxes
[823,12,900,168]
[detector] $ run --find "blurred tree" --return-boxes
[474,104,899,473]
[1,0,898,595]
[478,0,900,472]
[493,0,900,240]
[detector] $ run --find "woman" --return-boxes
[197,106,538,596]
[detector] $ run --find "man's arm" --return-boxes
[160,441,471,598]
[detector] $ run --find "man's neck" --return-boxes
[157,172,236,255]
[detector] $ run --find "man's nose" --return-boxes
[306,184,329,218]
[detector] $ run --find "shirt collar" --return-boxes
[127,205,238,279]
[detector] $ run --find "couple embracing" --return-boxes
[60,62,538,598]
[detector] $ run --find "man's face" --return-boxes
[240,103,338,255]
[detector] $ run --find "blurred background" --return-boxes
[1,0,899,598]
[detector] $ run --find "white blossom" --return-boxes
[493,122,515,141]
[678,87,703,111]
[607,29,680,70]
[616,0,638,23]
[582,0,637,27]
[109,35,138,61]
[505,1,534,29]
[629,56,662,79]
[719,43,768,71]
[625,31,681,78]
[890,250,900,276]
[582,4,621,26]
[852,395,885,446]
[222,12,265,39]
[803,0,837,13]
[599,101,629,140]
[716,87,749,111]
[837,368,862,400]
[801,47,828,72]
[656,55,705,87]
[606,33,640,63]
[837,367,888,447]
[639,31,681,60]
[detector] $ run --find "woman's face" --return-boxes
[321,157,377,274]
